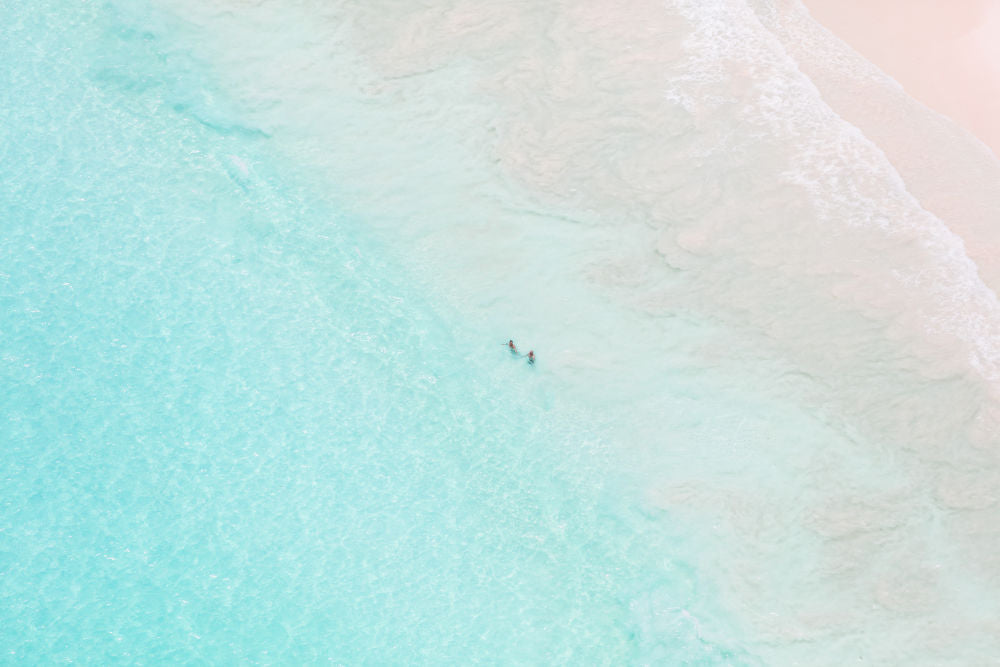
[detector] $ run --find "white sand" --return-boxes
[803,0,1000,157]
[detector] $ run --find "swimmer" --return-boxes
[527,350,535,365]
[508,339,518,353]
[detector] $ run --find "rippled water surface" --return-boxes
[7,0,1000,664]
[0,2,756,663]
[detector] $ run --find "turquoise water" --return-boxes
[0,2,750,663]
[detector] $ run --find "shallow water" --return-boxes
[1,1,760,663]
[5,0,1000,664]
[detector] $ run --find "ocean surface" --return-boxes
[4,0,1000,664]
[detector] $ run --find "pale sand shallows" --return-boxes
[149,0,1000,662]
[802,0,1000,158]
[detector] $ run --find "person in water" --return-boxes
[508,339,517,353]
[527,350,535,365]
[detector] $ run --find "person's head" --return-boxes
[528,350,534,358]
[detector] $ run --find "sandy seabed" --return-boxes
[150,0,1000,662]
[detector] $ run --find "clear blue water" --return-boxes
[0,2,753,663]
